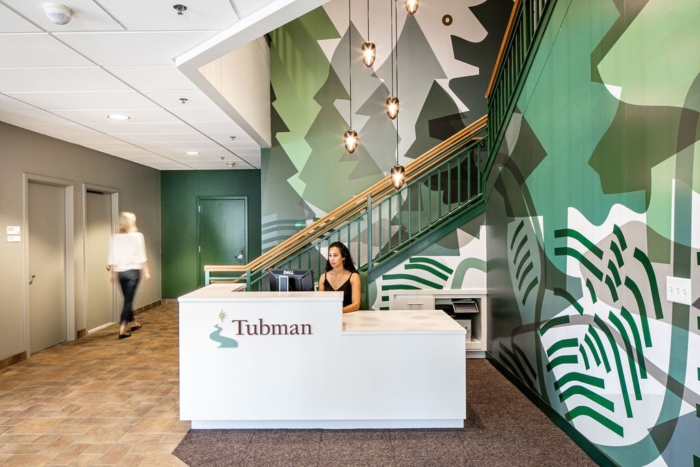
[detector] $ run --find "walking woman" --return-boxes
[109,212,150,339]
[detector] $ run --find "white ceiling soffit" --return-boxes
[0,0,325,170]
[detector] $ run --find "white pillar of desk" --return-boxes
[178,284,466,429]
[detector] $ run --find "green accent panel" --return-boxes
[517,262,534,290]
[597,0,700,110]
[539,315,570,336]
[553,372,605,391]
[521,277,539,306]
[607,260,621,287]
[580,345,590,370]
[624,276,653,347]
[565,406,624,437]
[586,278,597,304]
[604,275,619,302]
[510,220,525,250]
[610,240,624,268]
[554,228,604,259]
[589,327,611,373]
[697,316,700,330]
[380,284,422,291]
[515,251,532,281]
[633,248,664,319]
[450,258,487,289]
[381,296,389,302]
[546,354,578,372]
[560,385,615,412]
[609,311,642,401]
[381,274,443,290]
[613,225,627,251]
[594,315,633,418]
[554,247,604,281]
[513,235,528,266]
[408,257,454,274]
[547,338,579,357]
[620,307,647,379]
[697,404,700,417]
[404,263,449,281]
[161,171,261,299]
[646,155,675,242]
[584,334,602,367]
[695,455,700,467]
[553,287,584,314]
[697,252,700,265]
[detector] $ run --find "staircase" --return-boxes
[205,115,488,290]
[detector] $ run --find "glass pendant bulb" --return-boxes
[344,129,359,153]
[391,164,406,189]
[361,42,376,67]
[386,96,400,120]
[405,0,418,15]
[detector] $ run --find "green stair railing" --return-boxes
[485,0,555,172]
[205,115,488,290]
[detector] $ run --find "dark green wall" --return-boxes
[161,170,261,298]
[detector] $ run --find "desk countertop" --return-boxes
[342,309,465,335]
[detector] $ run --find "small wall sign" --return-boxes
[6,226,20,235]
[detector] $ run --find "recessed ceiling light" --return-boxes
[185,151,200,155]
[107,114,129,120]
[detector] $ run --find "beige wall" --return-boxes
[0,122,161,360]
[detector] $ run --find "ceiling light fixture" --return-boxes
[343,0,358,154]
[226,162,235,168]
[173,4,187,15]
[44,3,73,25]
[361,0,376,67]
[179,98,188,104]
[107,114,129,120]
[405,0,418,15]
[185,151,199,155]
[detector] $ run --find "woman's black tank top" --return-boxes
[324,272,354,307]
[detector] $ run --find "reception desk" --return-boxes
[178,284,466,429]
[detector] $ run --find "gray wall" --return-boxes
[0,122,161,361]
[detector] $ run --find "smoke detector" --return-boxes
[44,3,73,25]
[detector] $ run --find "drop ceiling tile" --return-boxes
[0,109,73,126]
[0,67,130,92]
[116,132,212,144]
[0,94,36,110]
[138,141,224,151]
[97,0,238,31]
[2,0,124,32]
[52,108,181,125]
[167,107,234,123]
[21,122,105,136]
[6,91,160,110]
[0,34,93,67]
[153,147,235,158]
[105,66,198,91]
[54,133,127,144]
[79,141,145,152]
[232,0,278,18]
[230,147,262,156]
[140,90,218,109]
[0,4,41,32]
[55,31,217,66]
[236,155,261,168]
[86,121,199,134]
[189,122,245,134]
[207,133,257,146]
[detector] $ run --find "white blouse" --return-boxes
[108,232,147,272]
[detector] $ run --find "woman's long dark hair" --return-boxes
[325,242,357,272]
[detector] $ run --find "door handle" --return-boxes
[106,265,111,271]
[29,274,36,285]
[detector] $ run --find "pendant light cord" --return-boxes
[367,0,370,41]
[349,0,352,129]
[394,0,399,165]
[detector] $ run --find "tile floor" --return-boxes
[0,302,188,466]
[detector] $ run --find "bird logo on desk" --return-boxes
[209,310,238,348]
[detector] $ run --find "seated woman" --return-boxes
[318,241,361,313]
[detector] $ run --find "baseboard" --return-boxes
[134,299,162,314]
[76,328,87,339]
[0,351,27,370]
[486,353,617,467]
[163,298,179,304]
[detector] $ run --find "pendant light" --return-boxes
[405,0,418,15]
[387,2,406,190]
[361,0,376,67]
[385,0,399,120]
[344,0,359,153]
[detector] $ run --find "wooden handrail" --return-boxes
[485,0,521,99]
[205,115,488,277]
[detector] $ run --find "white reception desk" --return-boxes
[178,284,466,429]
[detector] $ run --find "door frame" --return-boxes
[196,196,248,287]
[23,174,75,357]
[82,184,119,330]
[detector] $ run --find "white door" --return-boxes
[86,191,113,331]
[28,182,67,353]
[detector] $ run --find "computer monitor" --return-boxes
[268,269,315,292]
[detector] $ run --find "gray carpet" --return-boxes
[173,359,597,466]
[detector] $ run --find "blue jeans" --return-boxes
[118,269,141,325]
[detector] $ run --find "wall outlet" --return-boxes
[666,276,692,305]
